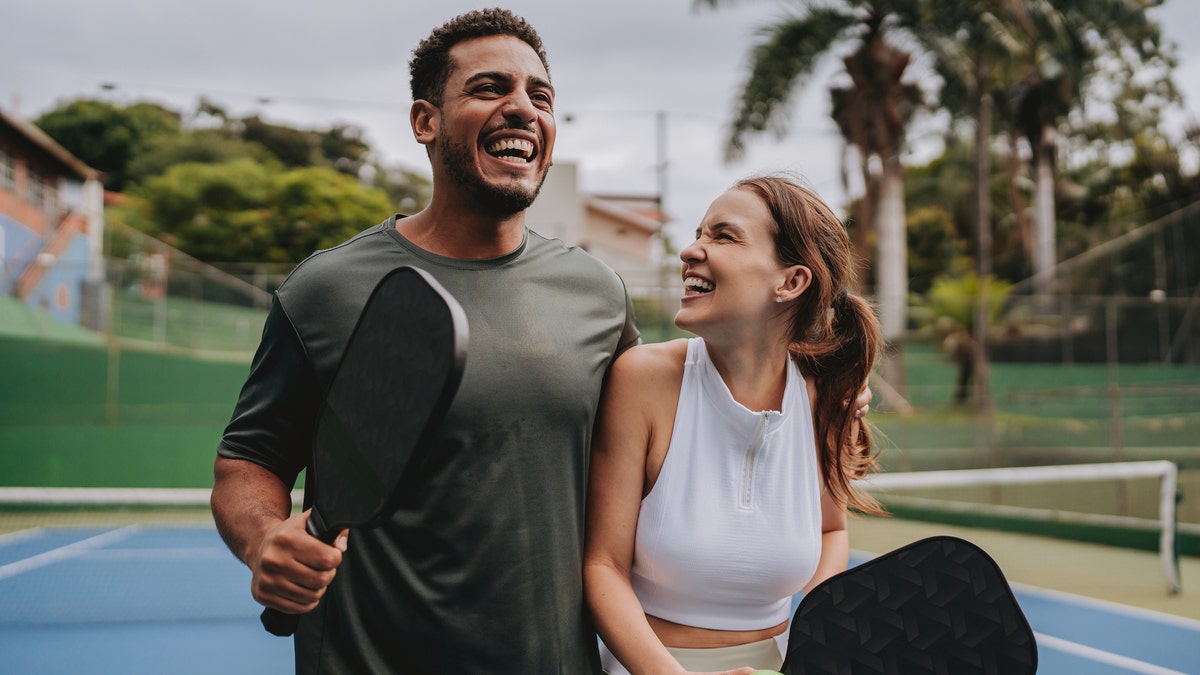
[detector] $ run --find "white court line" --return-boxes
[1035,632,1192,675]
[0,526,139,580]
[0,528,44,546]
[87,547,227,560]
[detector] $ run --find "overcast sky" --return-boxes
[4,0,1199,247]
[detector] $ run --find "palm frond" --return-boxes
[724,7,860,161]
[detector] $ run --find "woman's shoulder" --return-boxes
[609,338,689,393]
[615,339,689,373]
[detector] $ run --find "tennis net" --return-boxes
[856,460,1186,594]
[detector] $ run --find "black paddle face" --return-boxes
[261,266,467,637]
[307,266,468,540]
[783,536,1037,675]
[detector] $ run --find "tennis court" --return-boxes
[2,515,1198,674]
[3,271,1198,673]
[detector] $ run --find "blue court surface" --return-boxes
[2,525,1197,674]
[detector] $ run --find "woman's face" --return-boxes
[675,187,798,338]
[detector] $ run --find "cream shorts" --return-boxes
[600,635,786,674]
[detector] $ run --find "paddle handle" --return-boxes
[260,510,336,637]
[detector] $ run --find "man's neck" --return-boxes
[399,199,526,259]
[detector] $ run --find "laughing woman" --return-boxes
[584,175,886,675]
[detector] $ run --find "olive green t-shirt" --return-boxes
[218,216,640,674]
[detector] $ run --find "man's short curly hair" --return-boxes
[410,7,550,107]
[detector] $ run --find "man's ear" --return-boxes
[777,265,813,302]
[411,100,438,147]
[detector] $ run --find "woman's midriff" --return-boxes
[646,614,788,649]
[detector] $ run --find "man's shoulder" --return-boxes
[277,218,398,299]
[524,229,623,283]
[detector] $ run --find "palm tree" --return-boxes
[1003,0,1171,303]
[696,0,922,388]
[909,0,1023,414]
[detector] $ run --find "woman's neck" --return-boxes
[703,335,791,413]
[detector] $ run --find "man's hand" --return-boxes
[851,385,872,419]
[248,509,348,614]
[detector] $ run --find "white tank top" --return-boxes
[630,338,823,630]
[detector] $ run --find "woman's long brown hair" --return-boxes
[734,175,886,516]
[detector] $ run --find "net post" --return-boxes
[1159,461,1181,595]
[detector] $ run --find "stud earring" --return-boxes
[775,296,783,303]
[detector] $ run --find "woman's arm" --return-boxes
[584,342,697,675]
[802,376,862,593]
[803,488,849,594]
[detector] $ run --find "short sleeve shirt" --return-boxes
[218,216,640,674]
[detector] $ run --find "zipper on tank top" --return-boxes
[739,411,773,509]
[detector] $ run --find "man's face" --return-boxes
[433,35,556,215]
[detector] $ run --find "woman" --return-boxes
[584,175,886,675]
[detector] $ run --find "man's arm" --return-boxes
[211,456,345,614]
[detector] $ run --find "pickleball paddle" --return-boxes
[260,265,468,636]
[782,535,1037,674]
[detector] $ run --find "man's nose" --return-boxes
[501,91,538,126]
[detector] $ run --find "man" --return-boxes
[211,9,638,673]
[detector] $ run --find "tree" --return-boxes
[36,95,434,265]
[999,0,1173,302]
[124,128,277,186]
[911,0,1026,414]
[130,159,393,264]
[696,0,922,388]
[319,124,373,176]
[35,99,181,191]
[905,206,966,294]
[911,271,1013,405]
[268,166,395,261]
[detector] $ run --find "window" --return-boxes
[26,168,45,208]
[0,149,15,192]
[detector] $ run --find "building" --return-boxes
[0,107,105,329]
[525,161,666,294]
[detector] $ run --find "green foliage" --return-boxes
[34,95,434,264]
[319,124,372,176]
[905,206,967,294]
[915,271,1014,334]
[369,164,433,214]
[125,129,276,185]
[132,160,392,264]
[35,99,181,191]
[238,114,322,168]
[268,166,394,261]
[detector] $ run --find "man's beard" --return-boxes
[441,135,546,216]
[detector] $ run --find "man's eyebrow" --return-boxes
[463,71,554,96]
[464,71,509,85]
[530,75,555,97]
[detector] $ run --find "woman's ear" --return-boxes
[411,100,438,147]
[777,265,812,302]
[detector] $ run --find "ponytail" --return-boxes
[790,291,885,516]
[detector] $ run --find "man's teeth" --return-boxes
[684,277,713,293]
[486,138,534,163]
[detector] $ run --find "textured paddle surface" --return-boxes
[783,536,1037,675]
[311,266,467,533]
